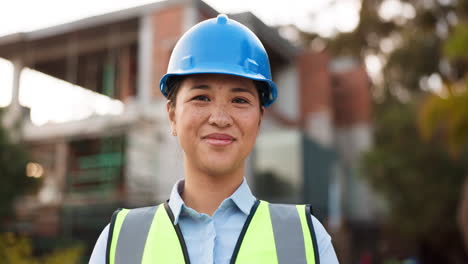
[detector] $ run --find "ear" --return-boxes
[167,101,176,130]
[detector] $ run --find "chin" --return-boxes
[199,157,244,177]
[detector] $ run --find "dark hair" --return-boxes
[166,75,266,112]
[167,76,186,108]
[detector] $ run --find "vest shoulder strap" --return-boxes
[106,203,189,264]
[304,204,321,264]
[231,201,319,264]
[106,201,320,264]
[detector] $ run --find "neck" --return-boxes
[182,162,244,216]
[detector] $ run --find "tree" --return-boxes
[0,233,84,263]
[0,109,35,223]
[418,23,468,254]
[302,0,468,97]
[294,0,468,261]
[361,99,467,262]
[419,80,468,155]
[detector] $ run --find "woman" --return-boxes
[89,14,339,264]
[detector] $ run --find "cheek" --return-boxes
[175,106,206,137]
[238,110,261,138]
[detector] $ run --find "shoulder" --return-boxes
[309,214,340,263]
[265,202,339,263]
[89,224,110,264]
[89,206,162,264]
[108,205,163,228]
[309,215,330,245]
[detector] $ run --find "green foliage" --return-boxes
[418,81,468,156]
[0,110,37,219]
[41,246,85,264]
[319,0,468,260]
[444,24,468,60]
[0,233,38,264]
[0,233,84,264]
[326,0,398,56]
[361,100,467,245]
[384,32,441,93]
[311,0,468,97]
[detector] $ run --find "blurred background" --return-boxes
[0,0,467,263]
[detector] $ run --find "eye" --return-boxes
[192,95,210,102]
[232,97,249,104]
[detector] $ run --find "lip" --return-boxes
[203,133,236,146]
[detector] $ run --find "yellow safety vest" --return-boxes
[106,200,320,264]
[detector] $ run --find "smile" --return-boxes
[202,133,236,146]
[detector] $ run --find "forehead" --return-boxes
[182,73,255,89]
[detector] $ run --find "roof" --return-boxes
[230,12,299,60]
[0,0,179,46]
[0,0,298,62]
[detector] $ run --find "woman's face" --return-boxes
[167,73,263,177]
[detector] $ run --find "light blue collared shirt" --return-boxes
[89,179,339,263]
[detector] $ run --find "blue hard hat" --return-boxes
[159,14,278,107]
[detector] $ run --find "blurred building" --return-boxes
[0,0,378,261]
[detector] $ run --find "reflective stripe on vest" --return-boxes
[107,205,188,264]
[107,201,319,264]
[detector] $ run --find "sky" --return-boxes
[0,0,365,125]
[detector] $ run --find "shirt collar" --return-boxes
[167,179,185,225]
[167,178,256,225]
[229,179,256,215]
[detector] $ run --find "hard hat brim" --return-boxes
[160,68,277,107]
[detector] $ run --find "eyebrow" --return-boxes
[230,87,256,96]
[190,85,256,96]
[190,84,210,90]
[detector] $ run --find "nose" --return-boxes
[208,104,233,128]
